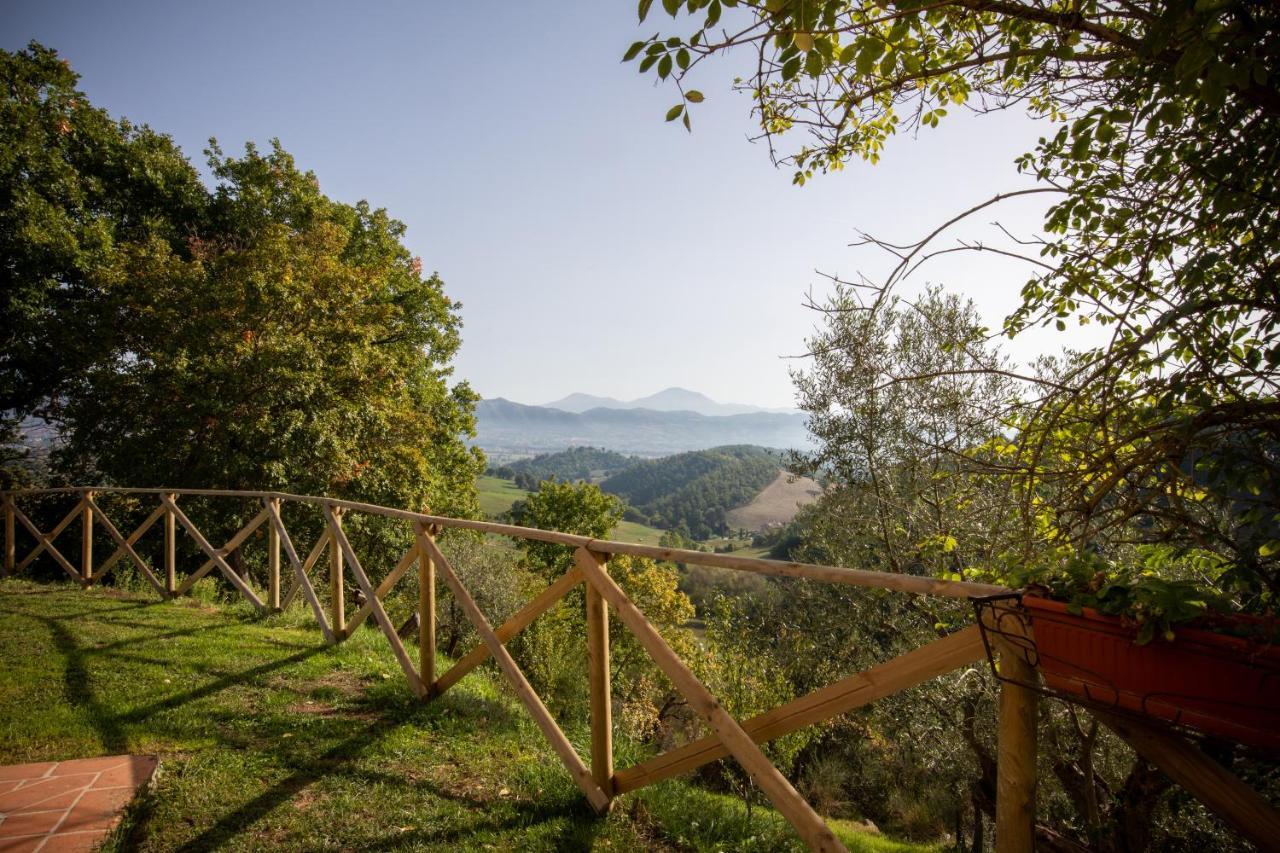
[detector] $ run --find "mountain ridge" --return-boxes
[475,398,810,458]
[540,387,796,417]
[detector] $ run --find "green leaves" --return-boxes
[666,103,685,121]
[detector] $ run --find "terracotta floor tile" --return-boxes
[0,775,95,813]
[93,756,156,790]
[0,810,65,838]
[50,757,128,777]
[7,790,82,814]
[40,831,108,852]
[57,787,134,833]
[0,764,54,783]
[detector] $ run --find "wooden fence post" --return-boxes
[164,495,177,596]
[81,491,94,584]
[584,550,614,801]
[995,639,1038,853]
[418,534,436,694]
[3,496,13,577]
[330,505,345,640]
[267,498,281,611]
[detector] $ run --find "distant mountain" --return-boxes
[474,399,810,458]
[541,387,794,417]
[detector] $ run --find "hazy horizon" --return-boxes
[5,1,1097,410]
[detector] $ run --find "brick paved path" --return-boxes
[0,756,156,852]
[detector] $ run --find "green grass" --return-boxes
[610,519,667,547]
[477,476,668,546]
[0,579,935,851]
[477,475,530,518]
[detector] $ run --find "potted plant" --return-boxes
[1014,550,1280,750]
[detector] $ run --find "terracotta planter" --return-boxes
[1022,596,1280,750]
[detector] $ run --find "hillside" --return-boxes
[474,399,810,457]
[496,446,638,489]
[601,446,782,539]
[725,472,824,532]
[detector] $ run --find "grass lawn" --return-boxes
[0,579,937,851]
[476,475,529,518]
[476,476,668,547]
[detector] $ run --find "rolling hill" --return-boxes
[600,445,783,539]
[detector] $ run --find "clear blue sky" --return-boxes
[5,0,1077,410]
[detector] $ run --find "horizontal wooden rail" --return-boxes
[0,487,1006,599]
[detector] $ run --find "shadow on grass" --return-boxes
[3,585,607,851]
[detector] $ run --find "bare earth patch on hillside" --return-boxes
[726,472,822,532]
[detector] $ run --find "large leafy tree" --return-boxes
[1,43,482,516]
[1,42,206,478]
[627,0,1279,600]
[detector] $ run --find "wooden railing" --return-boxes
[3,487,1277,852]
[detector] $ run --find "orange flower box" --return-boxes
[1022,595,1280,750]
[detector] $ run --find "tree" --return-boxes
[512,478,700,740]
[626,0,1280,595]
[513,478,624,577]
[1,44,483,521]
[1,42,206,446]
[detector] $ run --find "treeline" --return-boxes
[489,446,636,491]
[601,445,779,539]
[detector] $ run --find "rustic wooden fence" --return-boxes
[2,487,1277,852]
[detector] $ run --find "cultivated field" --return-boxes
[725,472,822,532]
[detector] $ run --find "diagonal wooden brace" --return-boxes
[573,547,846,852]
[265,499,333,643]
[13,501,83,581]
[84,497,166,596]
[94,504,166,581]
[417,527,611,813]
[341,543,420,636]
[433,566,584,697]
[281,529,331,610]
[325,506,424,695]
[160,495,264,611]
[174,508,270,596]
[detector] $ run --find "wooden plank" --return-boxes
[326,505,425,696]
[995,638,1038,853]
[164,496,176,595]
[265,499,334,643]
[584,550,614,798]
[433,566,584,696]
[342,543,419,635]
[1098,711,1280,850]
[12,501,82,581]
[281,529,330,609]
[614,624,986,794]
[330,507,345,639]
[84,497,166,596]
[96,505,166,579]
[81,492,93,582]
[419,541,436,694]
[15,498,84,575]
[268,498,281,611]
[173,508,271,596]
[3,496,13,576]
[418,529,611,813]
[161,495,265,611]
[573,548,845,852]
